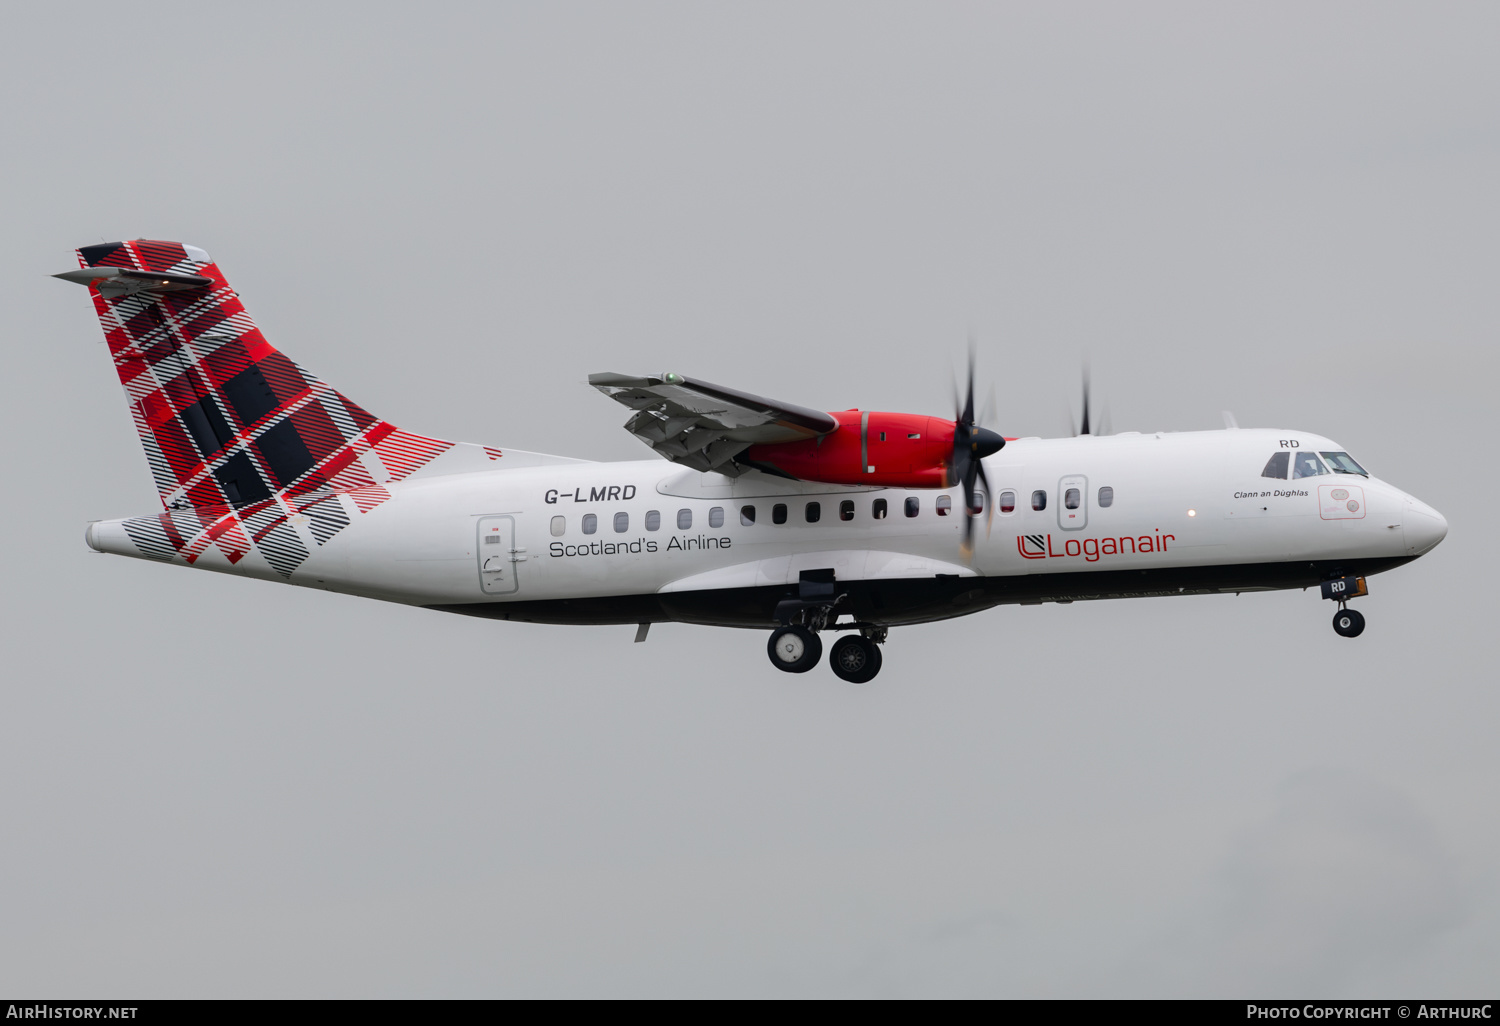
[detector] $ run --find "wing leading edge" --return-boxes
[589,372,838,475]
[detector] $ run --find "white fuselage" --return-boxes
[86,428,1447,626]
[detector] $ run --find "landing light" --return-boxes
[1187,509,1197,517]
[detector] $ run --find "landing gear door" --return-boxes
[1058,474,1088,531]
[477,516,519,595]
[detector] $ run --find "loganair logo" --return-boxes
[1018,530,1175,562]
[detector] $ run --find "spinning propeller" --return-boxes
[1069,365,1110,437]
[950,350,1005,555]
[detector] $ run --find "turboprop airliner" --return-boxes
[57,240,1448,683]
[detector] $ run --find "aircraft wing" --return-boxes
[589,372,838,475]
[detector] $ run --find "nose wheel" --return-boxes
[1332,607,1366,638]
[1321,576,1368,639]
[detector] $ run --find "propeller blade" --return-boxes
[1080,366,1091,436]
[976,459,994,539]
[948,343,1003,557]
[959,453,979,557]
[961,347,976,426]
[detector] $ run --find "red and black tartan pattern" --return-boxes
[83,240,455,577]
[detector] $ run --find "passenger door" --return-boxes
[477,515,520,595]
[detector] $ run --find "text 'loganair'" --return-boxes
[1017,530,1175,562]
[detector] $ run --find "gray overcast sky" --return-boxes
[2,1,1496,997]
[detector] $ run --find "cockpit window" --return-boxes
[1320,451,1368,476]
[1262,452,1289,479]
[1292,451,1328,479]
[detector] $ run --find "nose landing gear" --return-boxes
[1321,576,1368,638]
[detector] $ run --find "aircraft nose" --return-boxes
[1403,497,1448,556]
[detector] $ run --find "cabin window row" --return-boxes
[547,487,1118,536]
[999,486,1115,513]
[550,506,729,536]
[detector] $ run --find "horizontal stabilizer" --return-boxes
[53,265,212,298]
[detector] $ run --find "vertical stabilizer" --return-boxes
[61,239,460,577]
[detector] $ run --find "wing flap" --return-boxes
[591,371,838,474]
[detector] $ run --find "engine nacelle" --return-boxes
[745,410,958,488]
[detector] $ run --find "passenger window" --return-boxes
[872,498,888,520]
[1098,486,1114,508]
[1293,452,1328,479]
[709,506,724,528]
[677,508,693,529]
[582,513,597,535]
[740,505,756,526]
[936,495,952,517]
[840,500,855,521]
[550,515,566,536]
[968,492,984,516]
[999,490,1016,514]
[773,503,788,525]
[805,501,821,523]
[905,497,920,518]
[614,512,629,533]
[645,510,661,532]
[1320,451,1368,476]
[1032,490,1047,511]
[1262,452,1289,480]
[1064,488,1081,510]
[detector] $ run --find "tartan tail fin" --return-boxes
[62,240,466,579]
[61,240,454,512]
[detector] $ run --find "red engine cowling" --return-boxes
[745,410,958,488]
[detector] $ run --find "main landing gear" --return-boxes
[767,570,888,682]
[767,625,821,673]
[829,634,883,684]
[1321,575,1368,639]
[767,624,887,682]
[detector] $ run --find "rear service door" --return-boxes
[477,516,520,595]
[1058,474,1088,531]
